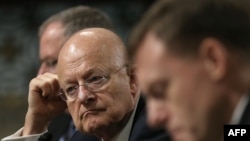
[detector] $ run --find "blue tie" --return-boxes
[59,120,76,141]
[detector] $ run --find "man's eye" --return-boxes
[66,86,77,95]
[88,76,104,84]
[149,81,168,98]
[46,60,58,67]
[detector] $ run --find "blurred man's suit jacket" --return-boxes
[240,97,250,124]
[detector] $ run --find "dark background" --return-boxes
[0,0,153,137]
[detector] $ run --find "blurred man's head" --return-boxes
[128,0,250,141]
[38,6,113,75]
[57,28,139,140]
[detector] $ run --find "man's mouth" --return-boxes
[80,109,104,119]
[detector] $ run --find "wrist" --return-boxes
[22,110,50,135]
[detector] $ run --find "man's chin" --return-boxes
[170,130,195,141]
[82,117,101,133]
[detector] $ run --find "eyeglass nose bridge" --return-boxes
[78,82,100,92]
[57,84,89,101]
[77,84,94,101]
[78,83,88,90]
[68,83,100,100]
[58,75,110,101]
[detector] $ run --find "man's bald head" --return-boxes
[58,28,127,71]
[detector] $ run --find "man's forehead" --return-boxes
[59,62,108,79]
[136,33,167,66]
[58,42,117,70]
[62,30,113,54]
[41,22,65,38]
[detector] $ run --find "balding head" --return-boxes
[58,28,127,71]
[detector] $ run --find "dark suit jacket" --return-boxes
[48,113,99,141]
[70,97,170,141]
[129,97,170,141]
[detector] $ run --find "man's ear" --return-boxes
[199,38,228,81]
[127,64,138,97]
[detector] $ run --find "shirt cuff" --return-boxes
[1,127,45,141]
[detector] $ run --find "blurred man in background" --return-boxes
[128,0,250,141]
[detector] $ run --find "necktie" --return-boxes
[59,120,76,141]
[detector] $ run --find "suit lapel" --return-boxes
[240,97,250,124]
[129,96,170,141]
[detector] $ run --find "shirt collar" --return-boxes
[102,98,139,141]
[230,94,249,124]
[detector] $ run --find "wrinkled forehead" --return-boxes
[58,43,116,72]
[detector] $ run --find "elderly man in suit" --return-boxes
[2,28,169,141]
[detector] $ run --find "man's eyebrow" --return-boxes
[40,57,57,63]
[82,67,108,78]
[62,67,107,84]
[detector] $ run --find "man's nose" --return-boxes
[77,85,96,106]
[147,100,169,128]
[38,63,48,75]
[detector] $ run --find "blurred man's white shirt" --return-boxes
[230,94,249,124]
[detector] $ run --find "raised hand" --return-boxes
[23,73,67,135]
